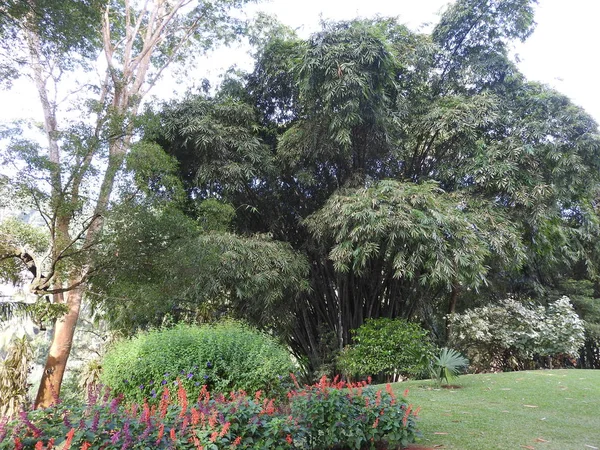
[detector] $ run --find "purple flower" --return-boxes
[195,382,200,386]
[0,417,8,442]
[19,410,42,438]
[111,430,121,445]
[206,361,212,368]
[91,411,100,432]
[161,380,167,385]
[139,384,144,390]
[62,412,72,429]
[151,389,157,398]
[110,395,123,414]
[123,418,132,448]
[203,375,209,379]
[187,372,194,379]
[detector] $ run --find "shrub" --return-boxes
[290,375,420,449]
[337,318,435,381]
[449,296,585,371]
[0,378,421,449]
[101,321,295,403]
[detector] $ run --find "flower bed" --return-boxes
[0,376,420,449]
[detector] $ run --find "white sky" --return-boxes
[1,0,599,124]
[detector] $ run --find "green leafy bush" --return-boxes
[337,318,435,381]
[449,296,585,371]
[101,321,295,403]
[0,378,421,449]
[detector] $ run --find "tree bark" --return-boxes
[34,287,82,407]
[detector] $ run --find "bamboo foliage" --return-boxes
[0,336,33,419]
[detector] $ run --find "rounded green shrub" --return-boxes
[101,321,295,403]
[337,318,435,381]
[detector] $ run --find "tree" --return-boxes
[0,0,257,407]
[149,0,600,374]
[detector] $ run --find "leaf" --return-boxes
[534,438,549,443]
[523,404,538,408]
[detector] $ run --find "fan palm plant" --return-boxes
[430,347,469,386]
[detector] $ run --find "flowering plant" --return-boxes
[0,376,420,449]
[449,296,585,370]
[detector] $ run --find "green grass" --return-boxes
[391,370,600,450]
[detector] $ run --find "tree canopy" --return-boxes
[138,0,600,372]
[3,0,600,383]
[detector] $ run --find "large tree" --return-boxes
[0,0,257,407]
[148,0,600,372]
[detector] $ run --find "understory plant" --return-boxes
[0,376,420,449]
[429,348,469,386]
[101,321,295,403]
[337,318,435,382]
[0,335,33,419]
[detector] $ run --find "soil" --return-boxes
[404,445,439,450]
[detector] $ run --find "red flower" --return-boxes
[220,422,231,437]
[170,427,177,441]
[80,443,92,450]
[64,428,75,450]
[286,434,293,444]
[157,423,165,442]
[191,407,201,425]
[232,436,242,447]
[372,418,379,428]
[193,435,204,450]
[290,372,300,389]
[35,442,44,450]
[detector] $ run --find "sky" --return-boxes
[1,0,599,124]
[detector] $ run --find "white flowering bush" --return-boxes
[449,296,585,371]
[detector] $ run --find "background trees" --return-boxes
[0,0,260,406]
[2,0,600,389]
[141,0,600,373]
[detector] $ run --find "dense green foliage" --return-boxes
[131,0,600,375]
[4,0,600,391]
[89,202,309,332]
[101,322,296,402]
[0,379,419,449]
[337,318,435,381]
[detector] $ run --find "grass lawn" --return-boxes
[391,369,600,450]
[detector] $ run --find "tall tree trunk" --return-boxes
[34,287,83,407]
